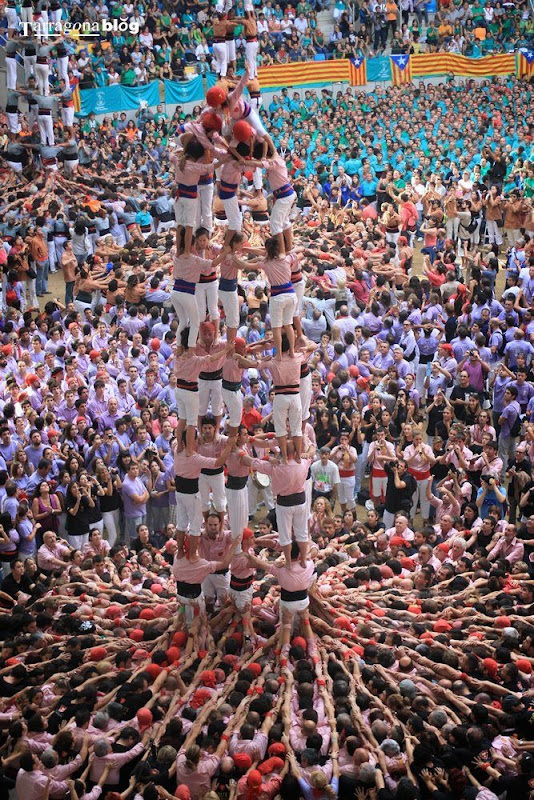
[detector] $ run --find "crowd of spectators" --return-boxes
[2,0,533,93]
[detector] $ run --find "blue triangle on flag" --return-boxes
[522,50,534,63]
[391,54,409,70]
[351,56,363,67]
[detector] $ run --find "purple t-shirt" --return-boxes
[121,475,147,518]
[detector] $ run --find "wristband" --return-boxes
[221,734,230,741]
[317,679,326,687]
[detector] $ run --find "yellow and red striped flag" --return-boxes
[447,53,515,76]
[257,59,348,89]
[517,50,534,80]
[72,84,81,113]
[348,56,367,86]
[390,54,412,85]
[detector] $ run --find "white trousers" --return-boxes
[102,508,120,547]
[275,502,308,547]
[195,280,220,323]
[486,219,503,245]
[57,55,69,84]
[199,377,223,417]
[245,41,259,77]
[410,477,430,519]
[175,490,203,536]
[37,113,54,145]
[171,289,199,349]
[222,387,243,427]
[23,54,37,81]
[197,183,214,232]
[6,58,17,91]
[273,394,302,438]
[202,571,230,604]
[213,43,228,76]
[226,486,248,539]
[35,62,50,95]
[199,471,227,513]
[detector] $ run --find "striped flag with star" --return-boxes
[348,56,367,86]
[517,49,534,80]
[390,53,412,85]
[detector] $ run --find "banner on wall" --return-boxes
[77,82,159,116]
[164,76,205,105]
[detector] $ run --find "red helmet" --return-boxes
[233,120,253,142]
[206,86,227,108]
[202,111,222,133]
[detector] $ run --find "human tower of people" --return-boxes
[169,61,319,655]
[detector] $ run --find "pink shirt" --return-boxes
[220,253,239,281]
[227,71,249,119]
[175,751,220,800]
[37,542,70,571]
[16,769,68,800]
[385,525,415,543]
[251,457,310,497]
[89,743,145,785]
[174,353,216,382]
[195,342,227,373]
[259,255,292,287]
[258,352,304,388]
[173,253,212,282]
[222,354,244,383]
[172,555,218,584]
[227,446,253,478]
[173,450,218,479]
[403,443,434,474]
[220,158,247,188]
[171,155,214,186]
[265,154,290,191]
[229,731,268,760]
[199,531,232,562]
[236,774,281,800]
[230,551,255,580]
[268,558,315,591]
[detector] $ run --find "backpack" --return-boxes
[510,411,522,438]
[466,217,479,234]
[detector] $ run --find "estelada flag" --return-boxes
[348,56,367,86]
[390,54,412,85]
[517,50,534,80]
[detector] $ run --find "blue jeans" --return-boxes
[125,514,146,545]
[65,281,74,306]
[36,259,49,295]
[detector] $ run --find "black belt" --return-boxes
[201,467,224,476]
[300,365,310,378]
[176,580,201,598]
[175,476,199,494]
[281,588,307,602]
[176,380,198,392]
[159,211,174,222]
[222,379,242,391]
[199,369,223,381]
[76,292,92,303]
[274,384,299,395]
[418,353,434,364]
[214,568,229,576]
[277,491,305,507]
[404,350,416,362]
[227,474,248,490]
[231,574,253,591]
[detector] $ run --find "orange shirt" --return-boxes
[386,2,398,20]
